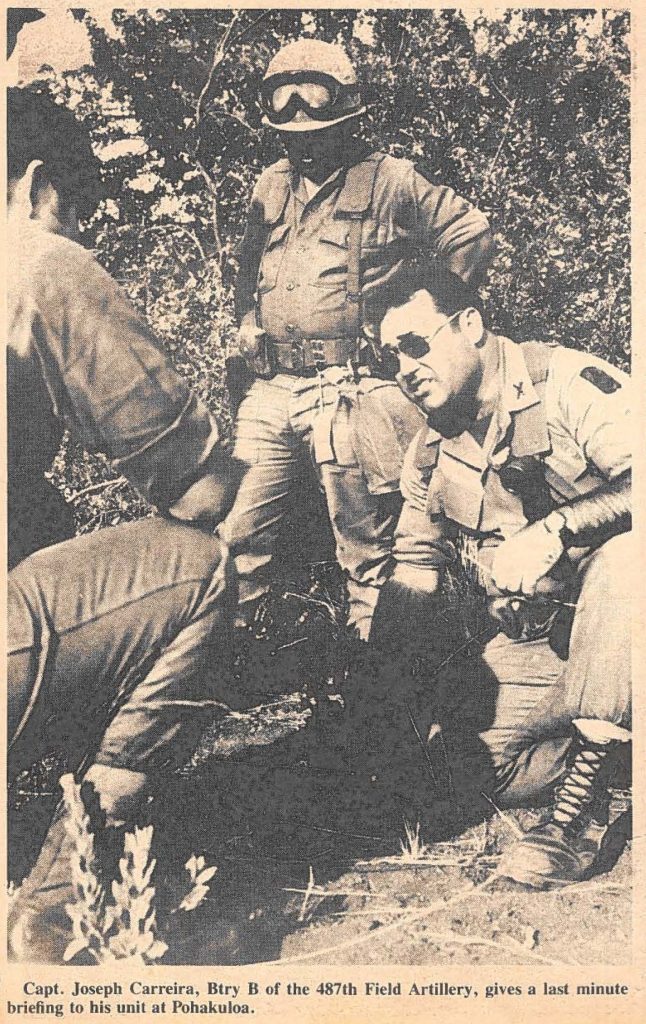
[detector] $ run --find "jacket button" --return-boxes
[286,282,296,291]
[286,323,296,333]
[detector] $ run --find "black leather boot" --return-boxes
[498,720,631,889]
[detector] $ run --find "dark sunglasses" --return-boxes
[380,311,461,377]
[260,72,361,125]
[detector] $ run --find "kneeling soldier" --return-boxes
[374,267,631,888]
[7,88,238,961]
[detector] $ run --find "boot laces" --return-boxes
[553,743,607,829]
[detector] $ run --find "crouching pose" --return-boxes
[7,88,239,961]
[373,267,631,888]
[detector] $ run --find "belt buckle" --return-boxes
[310,339,327,372]
[290,338,305,372]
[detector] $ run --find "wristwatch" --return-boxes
[543,508,576,549]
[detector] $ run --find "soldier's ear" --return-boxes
[459,307,485,348]
[10,159,57,221]
[9,159,43,218]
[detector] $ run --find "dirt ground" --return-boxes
[157,696,632,969]
[278,802,632,968]
[9,694,631,968]
[8,556,632,970]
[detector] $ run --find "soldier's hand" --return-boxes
[490,519,566,598]
[237,313,266,361]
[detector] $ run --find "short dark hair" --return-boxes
[7,87,104,219]
[382,261,488,325]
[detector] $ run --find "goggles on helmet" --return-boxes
[260,71,361,125]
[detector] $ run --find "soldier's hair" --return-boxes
[385,262,488,325]
[7,87,104,219]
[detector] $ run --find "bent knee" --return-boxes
[123,517,233,590]
[579,531,632,591]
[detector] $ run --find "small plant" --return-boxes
[47,774,218,964]
[399,821,431,863]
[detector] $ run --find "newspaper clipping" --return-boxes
[3,2,643,1021]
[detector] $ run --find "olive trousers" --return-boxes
[8,517,234,778]
[220,369,424,640]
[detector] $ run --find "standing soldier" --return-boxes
[222,38,493,643]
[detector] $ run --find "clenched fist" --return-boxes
[237,312,266,361]
[490,517,566,598]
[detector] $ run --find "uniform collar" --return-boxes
[291,150,383,214]
[292,164,345,208]
[419,335,550,467]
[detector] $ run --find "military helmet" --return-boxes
[260,39,365,132]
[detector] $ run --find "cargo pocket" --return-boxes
[349,381,425,494]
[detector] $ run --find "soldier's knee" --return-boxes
[579,532,632,594]
[132,519,236,611]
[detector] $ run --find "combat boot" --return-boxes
[498,719,631,889]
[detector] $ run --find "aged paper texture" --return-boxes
[2,2,644,1022]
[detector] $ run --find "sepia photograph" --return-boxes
[3,1,638,1008]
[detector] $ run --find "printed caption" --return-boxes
[7,977,631,1017]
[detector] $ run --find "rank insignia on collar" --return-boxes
[580,365,622,394]
[513,381,524,399]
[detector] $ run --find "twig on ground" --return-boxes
[274,637,310,651]
[70,476,128,501]
[297,867,317,922]
[407,929,566,966]
[266,871,500,965]
[284,886,390,901]
[403,703,441,794]
[427,626,493,679]
[289,821,385,842]
[480,792,525,839]
[353,855,500,869]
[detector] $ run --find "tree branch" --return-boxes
[195,10,242,129]
[70,477,128,502]
[196,158,223,263]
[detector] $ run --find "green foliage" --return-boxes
[40,8,629,529]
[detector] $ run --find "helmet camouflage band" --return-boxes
[261,39,366,132]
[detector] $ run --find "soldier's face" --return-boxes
[280,123,349,183]
[381,290,483,435]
